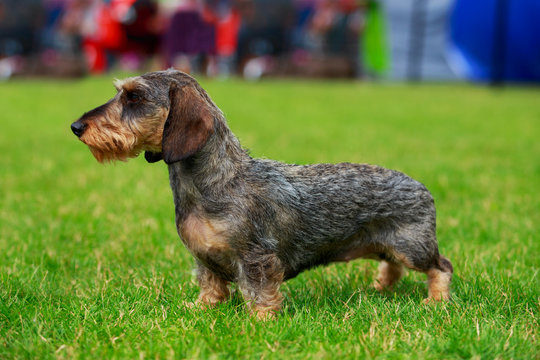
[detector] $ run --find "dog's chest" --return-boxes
[178,214,236,278]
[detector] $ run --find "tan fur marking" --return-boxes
[424,268,451,303]
[114,77,150,92]
[113,78,127,91]
[389,249,420,271]
[179,214,231,256]
[196,271,230,307]
[249,277,283,321]
[132,107,167,152]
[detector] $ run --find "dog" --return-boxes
[71,69,453,319]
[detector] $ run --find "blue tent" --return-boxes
[449,0,540,83]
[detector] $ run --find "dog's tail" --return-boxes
[438,255,454,274]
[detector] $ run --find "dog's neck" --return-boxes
[167,118,249,219]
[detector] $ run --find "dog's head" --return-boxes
[71,70,216,164]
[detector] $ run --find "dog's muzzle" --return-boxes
[71,121,86,138]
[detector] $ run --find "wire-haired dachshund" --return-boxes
[71,69,453,319]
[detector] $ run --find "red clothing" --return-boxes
[203,8,241,57]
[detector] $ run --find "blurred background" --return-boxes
[0,0,539,83]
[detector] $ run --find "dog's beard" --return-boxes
[87,145,138,163]
[81,126,139,163]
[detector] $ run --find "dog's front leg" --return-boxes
[194,263,230,307]
[238,252,284,320]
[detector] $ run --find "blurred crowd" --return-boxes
[0,0,368,79]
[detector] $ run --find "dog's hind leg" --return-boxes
[373,260,405,291]
[424,255,453,303]
[387,223,453,302]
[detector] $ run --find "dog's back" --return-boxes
[243,160,438,278]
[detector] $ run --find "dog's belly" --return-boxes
[332,244,387,262]
[280,224,392,280]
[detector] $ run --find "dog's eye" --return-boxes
[126,92,141,103]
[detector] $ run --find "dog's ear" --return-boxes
[161,82,214,164]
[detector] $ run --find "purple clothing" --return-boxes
[163,10,216,64]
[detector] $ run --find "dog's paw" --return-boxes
[373,280,389,292]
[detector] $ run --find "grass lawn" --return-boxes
[0,75,538,359]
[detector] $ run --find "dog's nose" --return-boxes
[71,121,86,137]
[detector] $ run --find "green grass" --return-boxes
[0,76,538,359]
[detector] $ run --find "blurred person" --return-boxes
[0,0,88,78]
[38,0,88,76]
[202,0,241,77]
[235,0,294,74]
[308,0,364,76]
[162,0,216,74]
[118,0,161,70]
[41,0,70,52]
[310,0,363,55]
[68,0,160,73]
[0,0,43,57]
[0,0,43,78]
[291,0,316,50]
[61,0,127,73]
